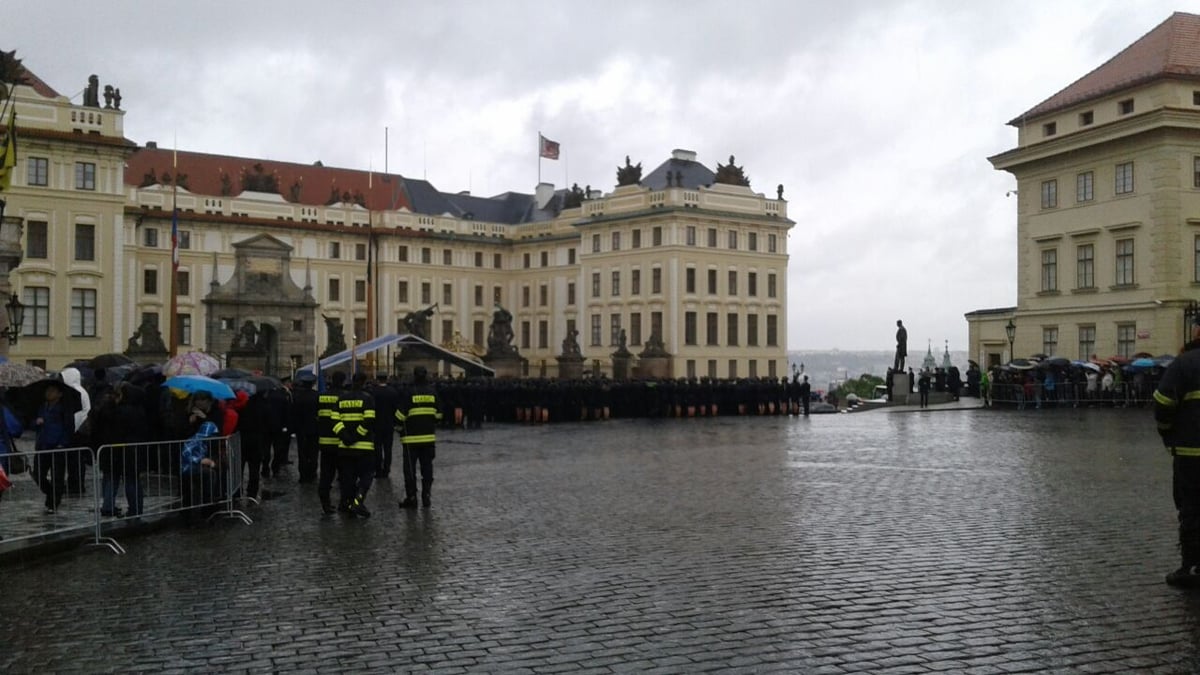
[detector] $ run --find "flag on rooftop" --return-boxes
[539,133,560,160]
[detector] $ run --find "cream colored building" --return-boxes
[970,12,1200,367]
[3,63,793,378]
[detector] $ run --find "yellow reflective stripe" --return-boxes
[403,434,436,444]
[409,407,438,416]
[341,441,375,451]
[1156,390,1178,407]
[412,394,436,403]
[395,411,407,422]
[1186,391,1200,401]
[332,422,344,433]
[1175,447,1200,457]
[319,436,340,446]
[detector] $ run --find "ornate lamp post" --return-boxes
[2,293,23,344]
[1005,319,1016,361]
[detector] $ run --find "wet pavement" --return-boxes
[1,406,1196,673]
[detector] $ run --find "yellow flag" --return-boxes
[0,109,15,192]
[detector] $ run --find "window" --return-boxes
[652,227,662,246]
[540,251,548,267]
[707,228,718,247]
[474,252,483,268]
[443,249,452,266]
[768,234,777,253]
[442,320,452,344]
[143,269,158,295]
[421,282,431,304]
[25,220,47,259]
[650,312,663,345]
[749,360,758,378]
[592,234,601,253]
[178,313,192,346]
[684,311,697,345]
[328,242,341,259]
[74,223,95,261]
[1042,327,1058,356]
[611,232,621,251]
[1078,326,1095,361]
[27,157,48,186]
[747,313,759,346]
[474,284,484,307]
[1117,323,1136,358]
[1040,249,1057,292]
[1076,171,1093,202]
[631,269,641,295]
[1043,122,1057,137]
[398,280,409,303]
[591,272,601,298]
[1115,162,1134,194]
[353,243,365,261]
[685,268,696,293]
[421,248,431,264]
[177,270,190,296]
[538,320,548,349]
[355,280,366,303]
[630,313,641,345]
[1040,179,1057,209]
[567,248,576,265]
[523,252,531,269]
[178,230,191,250]
[727,313,739,346]
[1118,98,1134,115]
[728,230,738,250]
[706,312,719,345]
[23,286,49,337]
[442,283,453,306]
[748,232,758,252]
[398,245,409,262]
[144,228,159,247]
[590,314,602,346]
[728,360,737,379]
[521,285,530,307]
[1194,156,1200,189]
[74,162,95,190]
[1195,91,1200,106]
[610,314,621,345]
[292,320,302,332]
[652,268,662,294]
[1195,235,1200,282]
[473,320,485,348]
[707,269,717,294]
[1076,244,1094,289]
[520,321,530,350]
[539,284,548,307]
[766,315,778,347]
[728,270,738,296]
[493,253,502,268]
[768,273,777,299]
[611,270,620,296]
[708,360,718,379]
[632,230,641,249]
[1115,238,1135,285]
[70,288,97,337]
[354,318,367,343]
[328,278,341,302]
[1079,110,1093,126]
[567,282,576,305]
[748,272,758,297]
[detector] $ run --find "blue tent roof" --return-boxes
[297,333,494,377]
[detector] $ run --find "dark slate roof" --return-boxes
[641,157,717,190]
[398,178,456,216]
[400,178,569,225]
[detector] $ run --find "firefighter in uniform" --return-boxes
[316,371,346,515]
[1156,317,1200,587]
[397,366,442,509]
[332,371,376,518]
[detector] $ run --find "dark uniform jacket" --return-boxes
[317,387,343,451]
[333,387,376,452]
[398,384,441,445]
[1155,340,1200,455]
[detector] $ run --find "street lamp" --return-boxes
[2,293,24,344]
[1005,319,1016,360]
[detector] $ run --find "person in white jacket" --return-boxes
[58,367,91,495]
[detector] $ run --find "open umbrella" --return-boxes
[1042,356,1071,368]
[1009,359,1036,370]
[211,368,252,379]
[8,377,83,421]
[89,353,136,370]
[163,375,236,400]
[163,351,221,377]
[0,362,48,388]
[1155,354,1176,368]
[1129,357,1158,370]
[217,374,283,396]
[1072,360,1102,372]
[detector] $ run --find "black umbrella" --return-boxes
[89,353,136,370]
[219,375,283,395]
[211,368,253,379]
[8,378,83,422]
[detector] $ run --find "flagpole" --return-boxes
[168,138,179,356]
[365,168,375,376]
[537,132,542,184]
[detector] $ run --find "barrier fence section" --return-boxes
[988,381,1155,408]
[0,434,250,556]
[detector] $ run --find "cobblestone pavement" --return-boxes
[2,407,1197,673]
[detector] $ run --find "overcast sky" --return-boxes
[0,1,1186,350]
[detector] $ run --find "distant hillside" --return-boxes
[787,349,969,391]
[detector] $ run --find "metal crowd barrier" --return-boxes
[987,381,1155,408]
[0,434,250,556]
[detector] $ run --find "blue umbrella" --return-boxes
[163,375,236,400]
[1129,357,1158,370]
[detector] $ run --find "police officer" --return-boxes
[397,366,442,509]
[1155,317,1200,586]
[798,375,811,416]
[332,371,376,518]
[369,374,399,478]
[290,373,320,483]
[316,371,346,515]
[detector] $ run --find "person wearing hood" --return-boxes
[59,367,92,496]
[93,383,150,517]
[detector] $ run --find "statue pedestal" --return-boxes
[557,355,584,380]
[395,351,438,380]
[636,355,671,379]
[226,348,266,373]
[484,351,527,378]
[611,351,632,381]
[891,373,912,400]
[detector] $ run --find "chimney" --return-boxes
[535,182,555,209]
[146,141,158,149]
[671,148,697,162]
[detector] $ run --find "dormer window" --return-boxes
[1118,99,1134,115]
[1079,110,1093,126]
[1043,122,1057,137]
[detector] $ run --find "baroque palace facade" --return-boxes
[969,12,1200,366]
[0,60,793,378]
